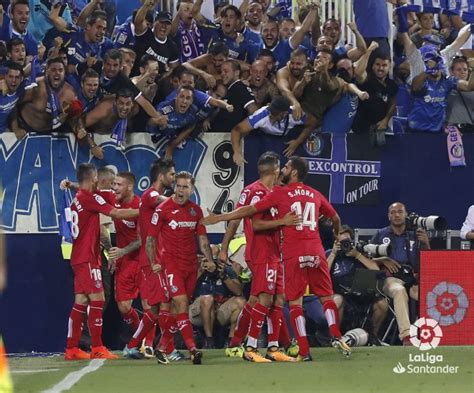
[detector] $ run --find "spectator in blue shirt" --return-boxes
[0,61,27,134]
[50,10,107,74]
[0,0,39,56]
[149,85,198,159]
[371,202,430,345]
[408,45,474,133]
[260,5,317,69]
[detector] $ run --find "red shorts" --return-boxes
[164,266,197,299]
[137,266,169,306]
[114,259,140,302]
[249,261,284,296]
[283,254,334,301]
[72,263,103,294]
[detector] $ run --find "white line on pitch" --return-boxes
[41,359,105,393]
[11,369,60,374]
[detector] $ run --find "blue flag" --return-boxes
[59,189,73,243]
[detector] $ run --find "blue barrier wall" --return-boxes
[1,133,473,352]
[244,133,474,229]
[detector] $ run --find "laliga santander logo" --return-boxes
[426,281,469,326]
[409,317,443,351]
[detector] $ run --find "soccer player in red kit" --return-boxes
[203,156,351,361]
[122,159,175,361]
[219,152,300,362]
[107,172,144,348]
[65,163,139,360]
[146,171,214,365]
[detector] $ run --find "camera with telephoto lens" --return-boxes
[339,239,392,257]
[406,212,447,231]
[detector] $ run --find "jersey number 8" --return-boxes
[71,210,80,239]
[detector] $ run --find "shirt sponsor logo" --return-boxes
[168,220,197,230]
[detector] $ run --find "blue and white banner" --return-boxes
[0,132,243,234]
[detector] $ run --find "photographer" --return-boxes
[327,225,388,345]
[371,202,430,345]
[189,250,245,349]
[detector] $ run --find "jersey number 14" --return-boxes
[290,201,317,231]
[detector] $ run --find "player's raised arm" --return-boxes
[108,208,139,220]
[201,205,257,226]
[252,211,302,231]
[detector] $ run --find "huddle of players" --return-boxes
[63,153,350,364]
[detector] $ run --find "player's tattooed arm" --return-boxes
[109,238,141,260]
[146,235,161,273]
[100,225,112,251]
[198,235,214,266]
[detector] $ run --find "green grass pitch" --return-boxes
[9,346,474,393]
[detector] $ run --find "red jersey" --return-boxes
[138,188,163,267]
[254,182,337,259]
[149,198,206,272]
[70,189,114,266]
[236,180,279,265]
[114,195,140,263]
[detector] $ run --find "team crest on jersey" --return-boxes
[189,207,197,216]
[239,192,247,205]
[95,280,101,289]
[171,285,178,293]
[94,195,106,205]
[304,133,324,157]
[268,282,274,291]
[250,196,260,205]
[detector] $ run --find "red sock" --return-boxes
[122,308,140,332]
[289,305,309,356]
[128,309,158,349]
[229,303,252,347]
[88,300,105,347]
[323,299,342,338]
[158,312,176,353]
[66,303,87,349]
[246,303,269,349]
[145,324,156,347]
[278,310,291,348]
[176,313,196,352]
[267,305,284,348]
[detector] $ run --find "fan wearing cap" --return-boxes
[407,44,474,133]
[231,95,317,166]
[131,1,179,76]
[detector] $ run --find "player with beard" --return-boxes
[202,156,351,361]
[106,173,145,352]
[123,159,176,361]
[276,48,309,120]
[64,163,139,360]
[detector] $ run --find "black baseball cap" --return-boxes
[155,11,172,23]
